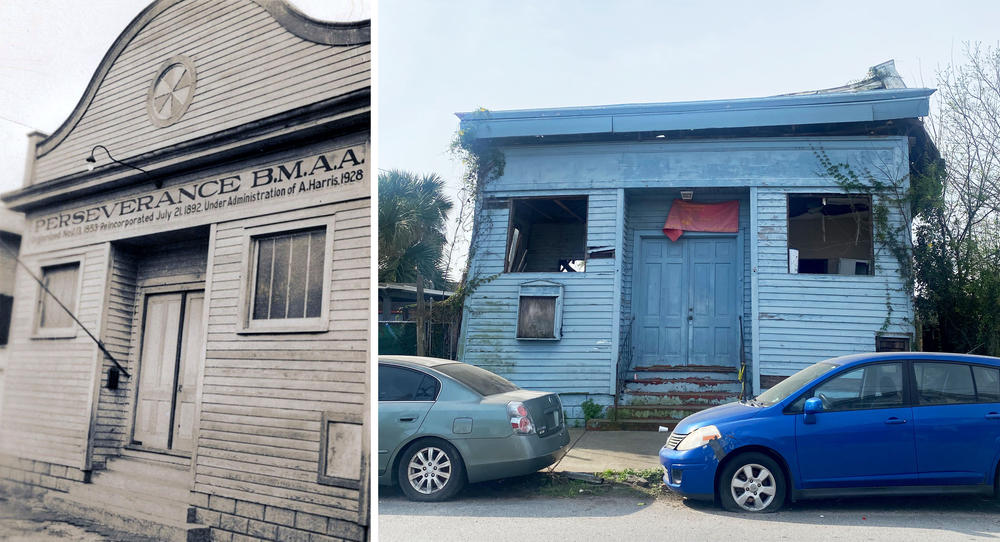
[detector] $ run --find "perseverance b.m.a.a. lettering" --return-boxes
[249,147,364,188]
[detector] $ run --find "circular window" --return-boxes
[146,55,197,128]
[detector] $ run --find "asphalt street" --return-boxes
[379,488,1000,541]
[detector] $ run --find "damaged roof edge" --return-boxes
[456,88,935,141]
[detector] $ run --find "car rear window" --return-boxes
[434,363,519,396]
[973,365,1000,403]
[915,362,976,405]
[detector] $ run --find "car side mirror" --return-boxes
[803,397,822,424]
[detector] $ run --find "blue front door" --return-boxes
[635,236,739,366]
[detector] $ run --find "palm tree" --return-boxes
[378,170,454,289]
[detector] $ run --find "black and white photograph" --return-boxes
[0,1,370,540]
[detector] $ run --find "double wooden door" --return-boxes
[133,290,204,452]
[635,236,739,367]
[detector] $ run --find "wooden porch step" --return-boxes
[120,447,191,468]
[631,364,738,373]
[622,391,739,403]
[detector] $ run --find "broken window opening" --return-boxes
[787,194,873,275]
[505,197,587,273]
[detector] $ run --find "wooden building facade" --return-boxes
[0,1,370,541]
[457,67,934,426]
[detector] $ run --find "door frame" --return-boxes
[631,229,743,368]
[128,282,205,456]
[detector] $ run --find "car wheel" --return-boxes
[718,452,786,513]
[397,439,466,501]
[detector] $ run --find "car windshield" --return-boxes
[434,363,519,396]
[755,362,838,406]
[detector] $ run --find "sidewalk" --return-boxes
[549,428,667,474]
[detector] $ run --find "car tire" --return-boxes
[718,452,786,513]
[397,439,466,501]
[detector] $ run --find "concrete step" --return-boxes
[44,491,209,542]
[104,456,192,487]
[91,467,191,504]
[64,481,191,523]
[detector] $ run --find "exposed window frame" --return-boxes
[785,192,875,277]
[237,215,334,334]
[31,254,85,340]
[515,280,564,341]
[504,195,589,274]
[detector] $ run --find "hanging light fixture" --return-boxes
[86,145,162,189]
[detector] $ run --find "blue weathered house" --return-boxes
[456,62,936,426]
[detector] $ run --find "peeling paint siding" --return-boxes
[755,170,913,375]
[462,190,618,394]
[464,136,913,390]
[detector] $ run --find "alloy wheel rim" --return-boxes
[407,446,452,494]
[730,463,776,511]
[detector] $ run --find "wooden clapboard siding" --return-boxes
[33,0,371,184]
[0,243,108,469]
[193,197,368,522]
[462,136,914,392]
[754,181,913,376]
[136,239,209,284]
[461,189,618,394]
[625,190,752,364]
[92,245,139,464]
[619,191,634,358]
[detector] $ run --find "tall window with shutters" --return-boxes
[240,217,334,333]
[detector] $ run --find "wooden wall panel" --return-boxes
[0,244,108,469]
[32,0,371,184]
[92,245,138,465]
[193,197,369,523]
[755,186,913,376]
[461,190,618,394]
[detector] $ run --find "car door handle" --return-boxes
[398,416,417,422]
[986,412,1000,420]
[884,417,907,424]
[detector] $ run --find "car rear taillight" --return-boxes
[507,401,535,434]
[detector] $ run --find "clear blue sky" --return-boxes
[378,0,1000,277]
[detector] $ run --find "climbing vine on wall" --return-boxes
[813,147,938,332]
[417,110,506,357]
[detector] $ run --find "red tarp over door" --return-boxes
[662,200,739,241]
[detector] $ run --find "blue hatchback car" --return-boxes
[659,352,1000,512]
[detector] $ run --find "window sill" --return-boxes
[31,328,78,340]
[237,318,329,334]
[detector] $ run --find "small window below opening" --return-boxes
[876,335,910,352]
[787,194,873,276]
[506,197,587,273]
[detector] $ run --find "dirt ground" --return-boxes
[0,493,156,542]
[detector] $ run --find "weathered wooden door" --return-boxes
[688,238,739,365]
[635,236,739,367]
[636,238,687,365]
[171,292,203,452]
[133,290,203,452]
